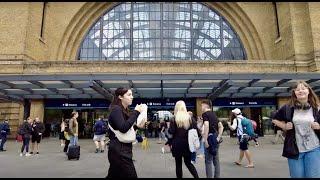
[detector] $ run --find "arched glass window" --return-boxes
[78,2,246,61]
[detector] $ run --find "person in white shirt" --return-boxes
[227,108,254,168]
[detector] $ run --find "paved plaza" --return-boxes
[0,136,289,178]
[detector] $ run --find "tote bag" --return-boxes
[108,124,136,143]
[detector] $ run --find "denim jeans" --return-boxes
[21,137,30,153]
[204,144,220,178]
[287,146,320,178]
[67,135,78,153]
[0,134,7,150]
[199,141,205,155]
[69,135,78,146]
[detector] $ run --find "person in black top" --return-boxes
[169,100,199,178]
[30,117,45,155]
[106,87,143,178]
[19,117,33,156]
[201,100,223,178]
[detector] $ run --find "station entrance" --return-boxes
[0,72,319,138]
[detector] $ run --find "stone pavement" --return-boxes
[0,136,289,178]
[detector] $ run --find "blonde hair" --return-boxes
[174,100,191,130]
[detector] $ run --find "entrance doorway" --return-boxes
[43,108,110,139]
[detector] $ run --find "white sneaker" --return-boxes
[161,147,165,154]
[25,153,31,157]
[19,153,23,157]
[60,144,64,147]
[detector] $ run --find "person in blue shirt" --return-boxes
[93,117,107,153]
[0,119,10,151]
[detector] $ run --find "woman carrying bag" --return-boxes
[106,87,146,178]
[169,100,199,178]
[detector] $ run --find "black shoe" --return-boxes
[36,152,39,154]
[100,150,104,153]
[0,149,6,151]
[95,149,99,153]
[29,152,33,154]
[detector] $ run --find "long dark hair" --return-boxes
[289,81,320,109]
[229,111,236,122]
[109,87,131,117]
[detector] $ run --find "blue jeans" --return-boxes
[204,144,220,178]
[21,137,30,153]
[69,135,78,146]
[67,135,78,153]
[199,141,205,155]
[287,147,320,178]
[0,134,7,150]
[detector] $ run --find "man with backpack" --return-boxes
[0,119,10,151]
[93,117,107,153]
[227,108,256,168]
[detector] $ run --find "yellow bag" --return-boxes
[141,137,150,150]
[64,131,70,140]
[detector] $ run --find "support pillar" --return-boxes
[30,100,44,122]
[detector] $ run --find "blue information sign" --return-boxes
[130,98,196,109]
[44,99,109,109]
[213,98,277,107]
[44,98,196,110]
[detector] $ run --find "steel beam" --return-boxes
[208,80,231,100]
[90,80,113,101]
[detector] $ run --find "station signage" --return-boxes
[45,98,196,109]
[213,98,277,107]
[131,98,196,109]
[44,99,109,109]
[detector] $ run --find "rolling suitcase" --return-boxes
[67,145,80,160]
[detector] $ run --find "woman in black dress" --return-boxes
[106,87,143,178]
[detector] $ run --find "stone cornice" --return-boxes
[0,59,300,74]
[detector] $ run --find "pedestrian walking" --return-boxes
[106,87,145,178]
[227,108,255,168]
[201,100,224,178]
[168,100,199,178]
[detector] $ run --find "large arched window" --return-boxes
[78,2,246,61]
